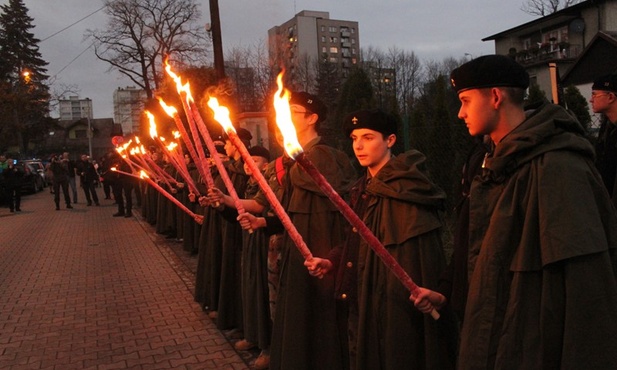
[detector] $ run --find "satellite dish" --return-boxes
[569,19,585,34]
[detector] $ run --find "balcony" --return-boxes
[514,42,581,65]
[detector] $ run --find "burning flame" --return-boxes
[146,111,157,139]
[164,60,195,104]
[273,71,303,158]
[173,131,181,139]
[140,170,149,179]
[166,142,178,152]
[207,97,236,134]
[158,97,179,118]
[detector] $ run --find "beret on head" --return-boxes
[450,54,529,93]
[289,91,328,122]
[247,145,270,162]
[592,74,617,93]
[236,127,253,143]
[343,109,398,137]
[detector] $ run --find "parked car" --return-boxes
[16,161,45,194]
[20,159,47,188]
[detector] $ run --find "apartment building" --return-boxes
[58,96,93,121]
[113,86,146,134]
[268,10,360,81]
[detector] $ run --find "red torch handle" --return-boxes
[226,130,313,260]
[187,100,247,220]
[295,152,439,320]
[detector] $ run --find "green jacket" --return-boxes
[460,103,617,370]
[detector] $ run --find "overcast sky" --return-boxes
[9,0,537,118]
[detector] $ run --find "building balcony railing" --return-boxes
[514,43,581,65]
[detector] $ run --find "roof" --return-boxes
[561,31,617,85]
[482,0,603,41]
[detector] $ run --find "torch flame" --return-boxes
[166,142,178,152]
[207,97,236,134]
[146,111,157,139]
[164,60,194,104]
[158,97,179,117]
[273,71,303,158]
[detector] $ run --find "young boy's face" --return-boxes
[350,128,394,173]
[243,155,268,176]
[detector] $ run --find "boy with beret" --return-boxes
[305,109,456,370]
[208,92,356,370]
[417,55,617,369]
[591,73,617,206]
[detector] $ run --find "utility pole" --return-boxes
[209,0,225,82]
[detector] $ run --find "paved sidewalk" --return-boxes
[0,190,250,369]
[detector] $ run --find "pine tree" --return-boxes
[564,84,592,133]
[0,0,50,155]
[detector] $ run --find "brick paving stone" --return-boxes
[0,191,250,369]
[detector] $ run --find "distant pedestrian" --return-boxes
[77,154,100,206]
[49,154,72,210]
[62,152,78,203]
[3,157,24,212]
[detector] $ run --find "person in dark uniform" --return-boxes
[77,154,100,206]
[305,109,456,370]
[418,54,617,370]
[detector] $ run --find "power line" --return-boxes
[40,5,106,42]
[51,42,94,80]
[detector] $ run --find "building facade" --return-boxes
[58,96,93,121]
[268,10,360,82]
[484,0,617,105]
[113,86,146,135]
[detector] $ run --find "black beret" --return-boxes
[592,74,617,93]
[236,127,253,143]
[247,145,270,162]
[289,91,328,122]
[450,55,529,93]
[343,109,398,137]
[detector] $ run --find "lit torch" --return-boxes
[111,167,204,225]
[272,72,439,319]
[207,96,313,259]
[164,60,244,216]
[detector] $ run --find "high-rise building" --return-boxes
[113,86,146,134]
[268,10,360,81]
[58,96,93,121]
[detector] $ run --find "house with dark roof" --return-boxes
[483,0,617,106]
[46,118,123,160]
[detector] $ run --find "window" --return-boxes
[321,36,326,42]
[321,25,325,32]
[330,47,338,53]
[322,46,327,53]
[74,129,87,139]
[329,26,337,33]
[330,37,338,43]
[329,57,338,63]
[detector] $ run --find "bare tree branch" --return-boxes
[521,0,582,16]
[86,0,209,98]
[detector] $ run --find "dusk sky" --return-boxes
[8,0,537,118]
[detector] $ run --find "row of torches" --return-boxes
[112,61,439,319]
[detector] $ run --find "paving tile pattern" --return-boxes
[0,191,250,369]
